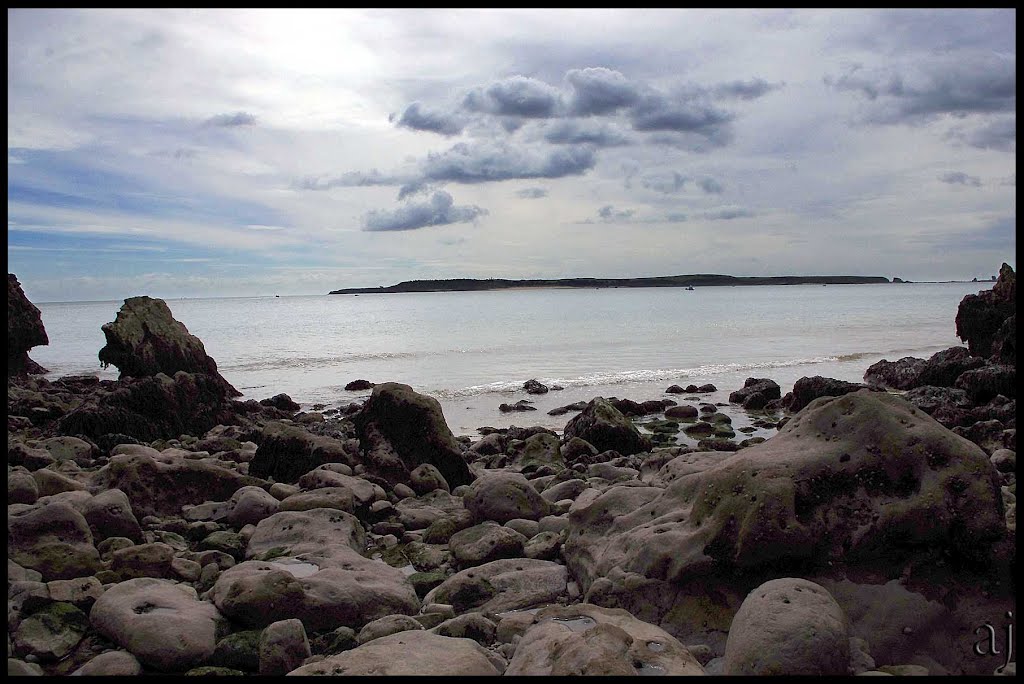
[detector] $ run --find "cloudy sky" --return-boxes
[7,8,1016,302]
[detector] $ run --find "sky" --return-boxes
[7,8,1016,302]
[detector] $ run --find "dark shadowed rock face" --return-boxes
[728,378,781,409]
[955,263,1015,358]
[8,274,49,376]
[249,421,358,483]
[353,382,473,488]
[563,397,651,456]
[863,356,926,390]
[783,376,869,413]
[98,296,239,396]
[57,371,242,443]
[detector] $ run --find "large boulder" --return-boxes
[723,578,849,676]
[98,296,239,395]
[8,502,102,580]
[249,422,358,483]
[89,452,267,519]
[89,577,226,672]
[863,356,927,390]
[506,603,705,675]
[424,558,567,615]
[463,471,550,524]
[782,376,869,413]
[916,346,987,387]
[353,383,473,488]
[287,630,500,676]
[954,364,1016,403]
[8,273,49,376]
[563,398,651,456]
[955,263,1015,358]
[57,371,242,443]
[563,391,1005,632]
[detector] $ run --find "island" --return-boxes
[329,273,891,295]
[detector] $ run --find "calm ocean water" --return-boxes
[33,282,986,436]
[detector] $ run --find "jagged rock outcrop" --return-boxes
[728,377,781,410]
[782,376,869,413]
[955,263,1015,358]
[353,382,473,488]
[98,296,239,396]
[8,273,49,376]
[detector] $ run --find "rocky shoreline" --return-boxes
[7,266,1016,676]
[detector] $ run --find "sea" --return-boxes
[32,282,987,439]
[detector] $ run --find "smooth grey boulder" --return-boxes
[258,618,310,676]
[563,397,651,456]
[463,471,550,524]
[8,502,102,581]
[724,578,849,676]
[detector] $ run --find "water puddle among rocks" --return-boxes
[549,616,597,632]
[646,641,666,652]
[494,605,550,619]
[635,661,667,676]
[266,560,320,578]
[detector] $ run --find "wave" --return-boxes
[222,350,424,372]
[433,355,852,398]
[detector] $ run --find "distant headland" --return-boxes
[329,273,892,295]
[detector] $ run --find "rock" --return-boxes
[90,452,266,519]
[288,630,499,676]
[563,391,1005,633]
[901,385,973,427]
[89,577,225,672]
[353,382,473,488]
[990,313,1015,365]
[863,356,927,390]
[424,558,567,614]
[245,508,365,561]
[57,372,242,444]
[523,531,563,561]
[278,487,356,514]
[225,486,280,528]
[39,436,96,466]
[728,377,781,409]
[8,659,45,676]
[259,393,300,411]
[449,523,527,568]
[209,630,262,672]
[917,346,987,387]
[8,467,39,505]
[955,263,1015,358]
[45,577,104,609]
[356,615,423,644]
[81,488,143,542]
[955,364,1016,403]
[500,400,537,412]
[723,578,849,675]
[464,471,550,524]
[990,449,1015,472]
[409,463,450,495]
[97,295,238,395]
[783,376,869,413]
[208,552,419,632]
[563,397,651,456]
[70,650,144,676]
[506,603,705,675]
[259,618,310,676]
[548,401,587,416]
[431,612,497,644]
[248,421,357,484]
[666,385,685,394]
[562,437,600,467]
[13,602,89,661]
[8,274,49,376]
[344,379,375,391]
[665,404,698,419]
[523,379,549,394]
[507,432,563,471]
[110,542,175,579]
[8,502,102,581]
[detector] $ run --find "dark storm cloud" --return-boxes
[364,191,487,232]
[825,54,1015,124]
[462,76,563,118]
[946,116,1016,153]
[697,177,724,194]
[641,171,688,194]
[711,78,784,101]
[420,141,596,184]
[516,187,548,199]
[396,102,465,136]
[939,172,981,187]
[204,111,257,127]
[541,120,629,147]
[565,67,642,116]
[629,93,734,133]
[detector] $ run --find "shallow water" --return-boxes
[32,282,984,436]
